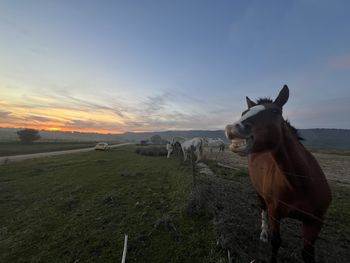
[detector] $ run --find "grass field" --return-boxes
[1,145,349,262]
[0,142,97,157]
[0,145,217,263]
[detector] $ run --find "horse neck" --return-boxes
[271,124,311,187]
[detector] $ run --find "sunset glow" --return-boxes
[1,1,350,133]
[46,127,62,131]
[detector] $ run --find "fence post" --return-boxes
[121,234,128,263]
[228,250,232,263]
[190,145,196,188]
[176,143,183,162]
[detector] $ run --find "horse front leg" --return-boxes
[269,214,281,263]
[182,148,187,162]
[301,221,322,263]
[260,210,269,242]
[257,194,268,242]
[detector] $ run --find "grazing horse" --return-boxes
[166,137,186,158]
[204,138,225,152]
[225,85,331,263]
[181,137,203,163]
[172,136,186,145]
[172,136,186,156]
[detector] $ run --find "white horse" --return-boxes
[166,136,187,158]
[172,136,186,145]
[204,138,225,152]
[181,137,203,163]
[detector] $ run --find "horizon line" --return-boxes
[1,126,349,136]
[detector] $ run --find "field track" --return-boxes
[0,143,133,165]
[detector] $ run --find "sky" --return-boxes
[1,0,350,134]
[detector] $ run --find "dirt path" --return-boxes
[0,143,133,165]
[312,152,350,186]
[204,149,350,187]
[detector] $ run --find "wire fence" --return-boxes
[189,152,349,263]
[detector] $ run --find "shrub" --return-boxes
[135,146,168,156]
[17,129,41,144]
[150,135,162,145]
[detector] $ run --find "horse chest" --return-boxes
[248,153,292,197]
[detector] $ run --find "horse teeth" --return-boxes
[231,139,246,148]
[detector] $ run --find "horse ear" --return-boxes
[246,96,257,108]
[274,85,289,108]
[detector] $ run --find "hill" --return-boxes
[1,128,349,150]
[299,129,350,150]
[122,129,350,150]
[0,128,124,143]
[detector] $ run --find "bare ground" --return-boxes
[204,149,350,187]
[312,152,350,187]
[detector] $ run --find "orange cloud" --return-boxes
[0,98,126,134]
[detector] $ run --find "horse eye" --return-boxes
[272,109,280,114]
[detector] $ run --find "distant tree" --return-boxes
[160,139,169,145]
[150,135,162,145]
[17,129,41,144]
[140,140,149,145]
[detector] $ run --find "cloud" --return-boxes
[35,90,127,118]
[329,54,350,70]
[286,97,350,129]
[8,85,331,133]
[122,104,234,132]
[122,92,223,131]
[143,95,167,116]
[66,95,126,118]
[6,91,127,127]
[0,110,12,118]
[29,115,57,123]
[65,119,118,131]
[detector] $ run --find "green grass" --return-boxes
[0,142,97,157]
[0,145,216,263]
[326,184,350,233]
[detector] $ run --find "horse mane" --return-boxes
[285,120,304,141]
[255,97,304,141]
[256,97,273,104]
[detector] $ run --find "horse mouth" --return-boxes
[229,137,253,155]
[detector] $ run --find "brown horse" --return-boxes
[225,85,332,263]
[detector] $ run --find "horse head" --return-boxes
[225,85,289,155]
